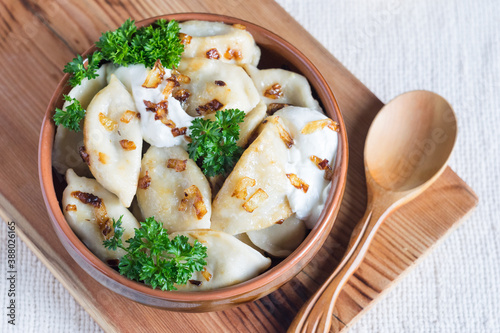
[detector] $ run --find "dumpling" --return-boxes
[136,146,211,232]
[244,65,321,111]
[108,63,195,149]
[211,117,293,235]
[246,215,306,257]
[275,106,339,228]
[179,20,261,66]
[52,65,108,177]
[172,230,271,291]
[62,169,140,262]
[176,58,260,118]
[237,101,267,147]
[83,75,142,207]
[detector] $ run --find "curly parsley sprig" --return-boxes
[187,109,246,177]
[55,19,184,131]
[53,95,86,132]
[63,51,103,87]
[103,216,208,291]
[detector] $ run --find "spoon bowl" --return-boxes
[289,90,457,333]
[365,91,457,192]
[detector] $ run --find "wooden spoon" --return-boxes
[288,90,457,333]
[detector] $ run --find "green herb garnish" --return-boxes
[53,95,86,132]
[63,51,103,87]
[103,216,208,291]
[187,109,246,177]
[55,18,184,132]
[97,18,184,69]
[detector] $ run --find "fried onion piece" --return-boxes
[242,188,269,213]
[264,83,283,99]
[120,110,139,123]
[71,191,112,239]
[119,140,137,151]
[301,119,339,134]
[201,267,212,281]
[310,155,334,181]
[142,59,165,88]
[231,177,256,200]
[271,116,294,148]
[138,171,151,189]
[286,173,309,193]
[98,112,118,131]
[166,159,187,172]
[178,185,207,220]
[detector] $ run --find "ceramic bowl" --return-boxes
[39,13,348,312]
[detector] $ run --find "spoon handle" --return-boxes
[288,203,392,333]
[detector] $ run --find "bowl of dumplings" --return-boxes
[39,13,348,311]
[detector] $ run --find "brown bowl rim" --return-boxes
[39,12,348,303]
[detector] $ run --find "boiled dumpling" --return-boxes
[176,58,260,118]
[136,146,211,232]
[274,106,338,228]
[62,169,140,262]
[83,75,142,207]
[108,63,195,149]
[173,230,271,291]
[237,101,267,147]
[211,117,293,235]
[244,65,321,111]
[179,20,261,66]
[246,215,306,257]
[53,65,108,177]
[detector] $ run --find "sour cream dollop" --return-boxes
[275,106,338,229]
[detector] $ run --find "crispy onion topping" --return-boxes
[166,159,187,172]
[138,171,151,189]
[264,83,283,99]
[142,59,165,88]
[242,188,269,213]
[310,155,334,181]
[206,48,220,59]
[224,48,242,61]
[71,191,112,239]
[119,140,136,151]
[286,173,309,193]
[178,185,207,220]
[301,119,339,134]
[231,177,256,200]
[195,99,224,115]
[120,110,139,123]
[98,112,118,131]
[271,116,294,148]
[179,33,192,45]
[98,152,109,164]
[201,267,212,281]
[267,103,289,115]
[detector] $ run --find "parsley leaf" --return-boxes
[63,51,103,87]
[103,216,208,291]
[53,95,86,132]
[96,18,137,67]
[96,18,183,69]
[187,109,246,177]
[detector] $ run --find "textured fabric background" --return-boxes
[1,0,499,332]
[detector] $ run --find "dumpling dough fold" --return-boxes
[172,230,271,291]
[62,169,140,262]
[137,146,211,232]
[83,75,142,207]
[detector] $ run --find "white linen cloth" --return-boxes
[1,0,499,331]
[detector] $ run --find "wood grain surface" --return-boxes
[0,0,478,332]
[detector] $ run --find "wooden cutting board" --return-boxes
[0,0,478,332]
